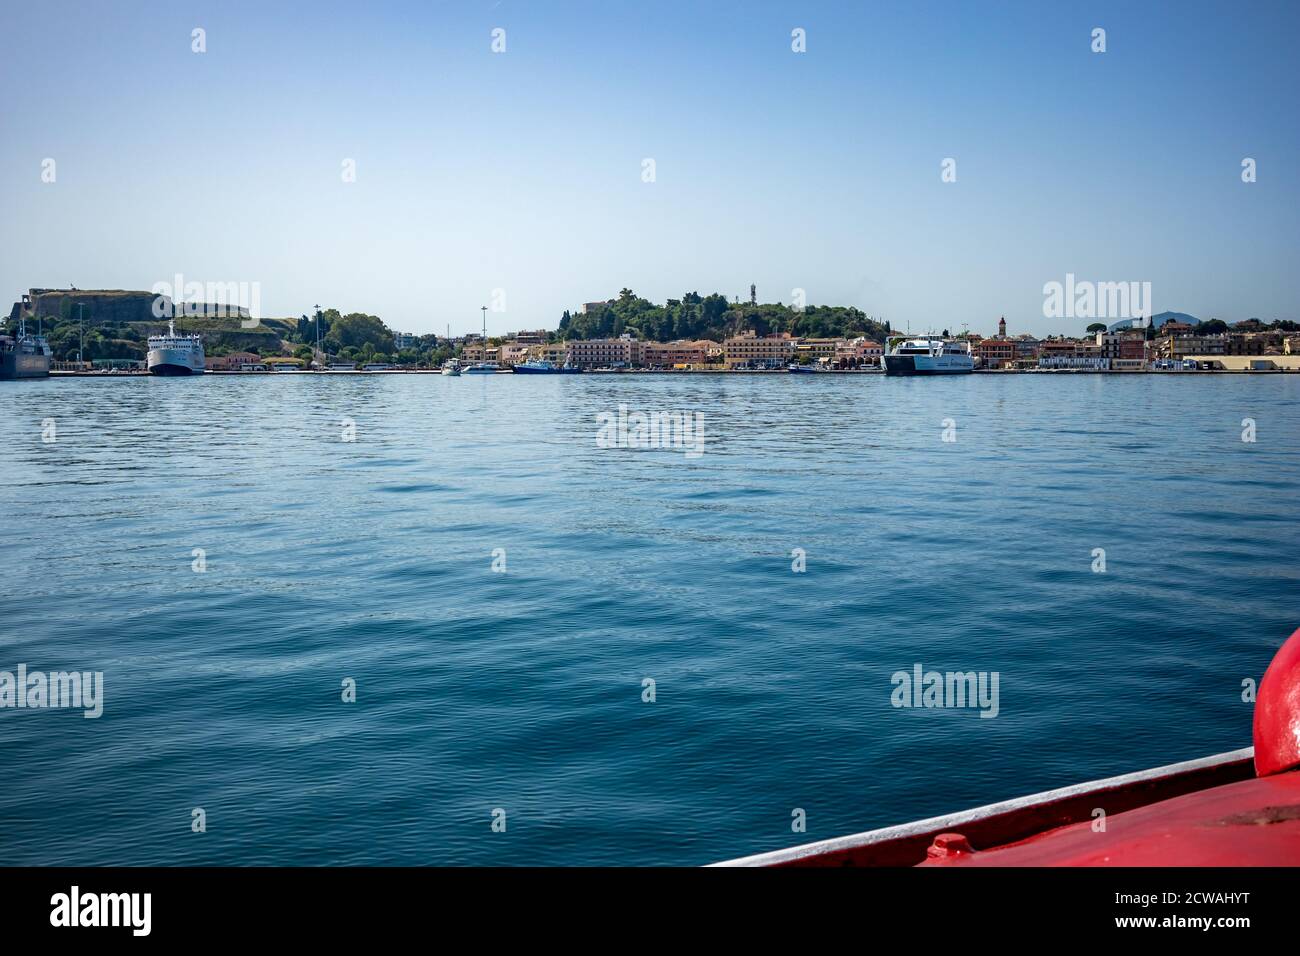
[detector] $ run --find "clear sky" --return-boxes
[2,0,1296,337]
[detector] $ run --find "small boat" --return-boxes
[716,624,1300,867]
[463,362,501,374]
[441,360,462,376]
[787,364,818,374]
[514,359,581,375]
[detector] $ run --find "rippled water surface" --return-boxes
[1,373,1297,864]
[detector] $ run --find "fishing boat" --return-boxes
[715,625,1300,867]
[0,318,52,380]
[513,359,581,374]
[882,337,973,376]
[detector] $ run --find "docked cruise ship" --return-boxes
[882,337,974,375]
[147,319,205,376]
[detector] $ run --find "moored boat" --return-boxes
[441,359,462,376]
[0,318,52,380]
[514,359,581,374]
[147,319,204,376]
[882,337,973,376]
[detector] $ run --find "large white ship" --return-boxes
[147,319,205,376]
[882,337,973,375]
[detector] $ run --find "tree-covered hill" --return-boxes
[557,288,891,343]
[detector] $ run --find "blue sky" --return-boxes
[2,0,1296,336]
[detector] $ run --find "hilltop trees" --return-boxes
[329,312,392,352]
[556,290,889,344]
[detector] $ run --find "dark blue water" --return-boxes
[1,373,1297,865]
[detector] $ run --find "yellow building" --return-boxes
[1185,354,1300,371]
[724,331,795,368]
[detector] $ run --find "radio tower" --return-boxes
[750,284,756,305]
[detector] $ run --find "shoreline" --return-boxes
[38,367,1300,379]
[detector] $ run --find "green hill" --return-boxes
[558,289,890,343]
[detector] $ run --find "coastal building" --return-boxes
[828,338,883,368]
[723,330,795,368]
[643,340,713,367]
[536,343,572,364]
[835,338,883,362]
[975,338,1016,369]
[1096,330,1147,364]
[1158,334,1226,359]
[498,342,530,366]
[1039,355,1111,370]
[568,336,645,368]
[1039,339,1089,359]
[795,338,839,363]
[205,351,261,371]
[1224,332,1281,355]
[510,329,548,346]
[1014,337,1041,360]
[393,331,419,351]
[462,342,500,362]
[581,301,611,314]
[1180,353,1300,371]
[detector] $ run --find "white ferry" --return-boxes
[147,319,205,376]
[882,337,973,376]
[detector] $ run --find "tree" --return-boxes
[331,312,392,351]
[1086,323,1108,334]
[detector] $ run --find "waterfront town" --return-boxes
[7,287,1300,374]
[452,315,1300,373]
